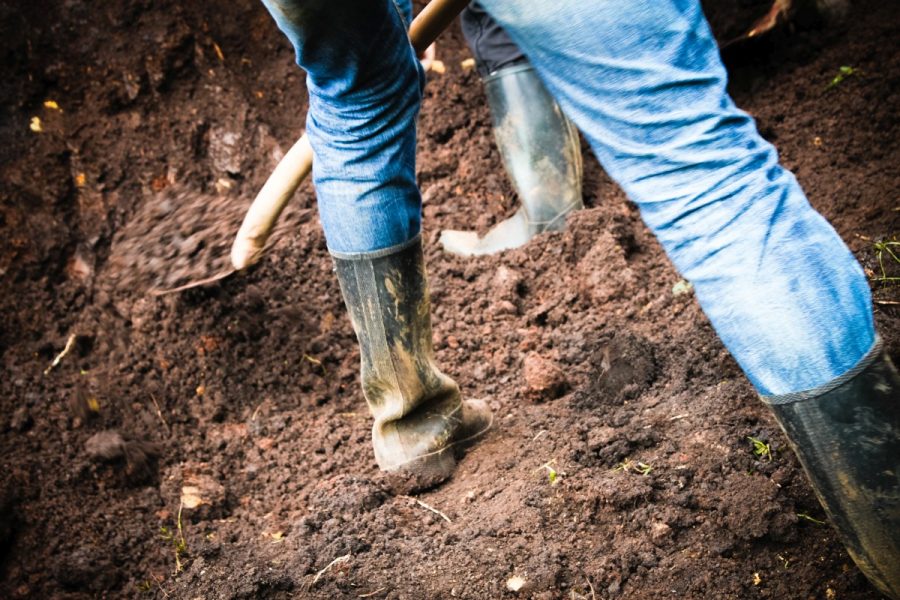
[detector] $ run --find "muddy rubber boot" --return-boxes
[440,64,583,256]
[333,237,493,492]
[764,339,900,599]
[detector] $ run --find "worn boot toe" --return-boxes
[451,398,493,448]
[381,399,493,494]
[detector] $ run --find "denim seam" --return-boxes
[760,335,882,406]
[329,234,421,261]
[390,0,410,28]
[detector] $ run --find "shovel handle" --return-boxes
[409,0,472,55]
[230,0,472,270]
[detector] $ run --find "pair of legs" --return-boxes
[260,0,898,595]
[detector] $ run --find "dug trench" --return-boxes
[0,0,898,598]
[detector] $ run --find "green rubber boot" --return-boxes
[764,339,899,599]
[332,236,493,490]
[440,64,583,256]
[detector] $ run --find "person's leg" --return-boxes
[441,3,584,256]
[260,0,490,487]
[474,0,897,595]
[477,0,870,401]
[261,0,422,255]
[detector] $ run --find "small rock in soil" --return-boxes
[208,127,244,176]
[506,574,528,592]
[175,465,228,520]
[522,352,568,402]
[650,521,672,544]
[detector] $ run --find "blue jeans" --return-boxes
[261,0,424,254]
[260,0,875,397]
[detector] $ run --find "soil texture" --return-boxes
[0,0,898,599]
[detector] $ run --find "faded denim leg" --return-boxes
[477,0,874,395]
[260,0,424,255]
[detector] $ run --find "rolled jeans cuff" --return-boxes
[761,336,883,405]
[328,233,421,261]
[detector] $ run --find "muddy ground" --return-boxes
[1,0,898,598]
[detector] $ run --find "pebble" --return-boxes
[522,352,568,402]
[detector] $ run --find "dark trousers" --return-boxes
[460,2,527,77]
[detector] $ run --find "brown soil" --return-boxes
[1,1,898,599]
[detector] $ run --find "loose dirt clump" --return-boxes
[104,185,244,293]
[1,0,898,598]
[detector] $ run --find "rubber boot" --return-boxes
[332,236,493,491]
[440,64,583,256]
[763,339,900,599]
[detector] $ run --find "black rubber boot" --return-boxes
[763,339,899,599]
[440,64,583,256]
[332,236,492,491]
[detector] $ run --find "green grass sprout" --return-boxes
[613,458,653,476]
[873,240,900,283]
[826,65,856,89]
[797,512,827,525]
[747,436,772,462]
[537,460,561,486]
[160,501,189,574]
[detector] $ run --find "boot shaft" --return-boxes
[332,237,488,474]
[332,238,458,424]
[484,64,584,231]
[765,340,900,598]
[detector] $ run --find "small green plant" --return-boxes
[747,436,772,462]
[137,580,153,593]
[613,458,653,476]
[546,465,558,485]
[160,502,189,574]
[873,240,900,283]
[635,462,652,476]
[826,65,856,89]
[797,512,827,525]
[303,354,327,376]
[160,526,187,573]
[537,460,561,486]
